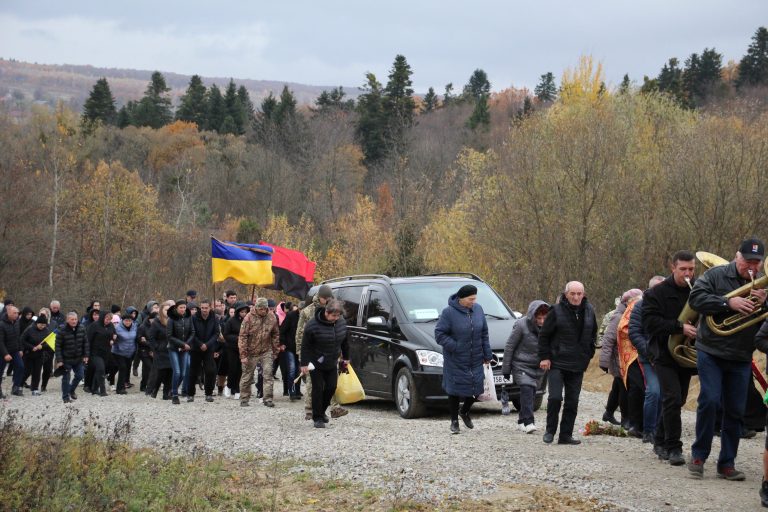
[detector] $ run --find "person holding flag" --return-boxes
[20,314,54,396]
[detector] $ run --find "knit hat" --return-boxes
[255,297,269,308]
[186,289,197,298]
[110,304,121,314]
[456,284,478,299]
[36,314,48,325]
[267,299,276,308]
[175,299,187,306]
[317,285,333,299]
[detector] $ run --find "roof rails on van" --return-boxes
[424,272,483,281]
[322,274,392,284]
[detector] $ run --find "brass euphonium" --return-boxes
[668,252,729,368]
[705,258,768,336]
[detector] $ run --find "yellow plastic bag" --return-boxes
[334,364,365,404]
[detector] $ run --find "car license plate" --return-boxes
[493,375,512,385]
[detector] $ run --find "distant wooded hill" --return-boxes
[0,58,359,111]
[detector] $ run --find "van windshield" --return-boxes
[392,281,511,322]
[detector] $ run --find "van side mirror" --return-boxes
[367,316,387,328]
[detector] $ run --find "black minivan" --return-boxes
[309,273,547,418]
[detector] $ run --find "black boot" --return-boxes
[450,420,460,434]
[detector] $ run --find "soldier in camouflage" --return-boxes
[238,297,281,407]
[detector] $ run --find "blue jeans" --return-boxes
[0,351,25,389]
[639,356,661,435]
[691,350,751,468]
[61,361,84,400]
[168,350,189,398]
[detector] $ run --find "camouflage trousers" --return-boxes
[240,352,273,403]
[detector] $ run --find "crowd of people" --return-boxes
[434,238,768,509]
[0,285,350,426]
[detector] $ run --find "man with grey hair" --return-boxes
[538,281,597,445]
[300,299,350,428]
[49,300,66,330]
[0,304,24,398]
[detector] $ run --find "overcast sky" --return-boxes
[1,1,765,93]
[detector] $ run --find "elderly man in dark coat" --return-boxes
[435,284,493,434]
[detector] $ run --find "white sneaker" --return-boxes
[518,423,528,432]
[234,392,240,400]
[110,385,116,391]
[223,387,231,398]
[524,423,538,434]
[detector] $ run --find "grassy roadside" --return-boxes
[0,408,611,511]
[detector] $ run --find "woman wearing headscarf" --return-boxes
[435,284,492,434]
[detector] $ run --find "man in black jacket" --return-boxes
[0,305,24,398]
[300,299,350,429]
[642,250,696,466]
[55,312,90,403]
[538,281,597,445]
[189,299,220,402]
[687,238,766,481]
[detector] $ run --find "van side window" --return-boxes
[334,286,364,326]
[366,289,392,325]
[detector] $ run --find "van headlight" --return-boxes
[416,350,443,367]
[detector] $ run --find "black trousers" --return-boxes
[226,347,241,393]
[152,368,173,398]
[606,376,627,418]
[546,368,584,439]
[138,353,153,390]
[188,350,217,397]
[90,355,107,395]
[84,360,95,390]
[114,354,132,391]
[26,354,44,391]
[310,366,338,421]
[448,395,477,421]
[626,361,645,431]
[41,350,53,390]
[654,363,692,452]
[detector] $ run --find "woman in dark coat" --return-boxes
[221,301,249,399]
[20,314,53,395]
[87,311,115,396]
[147,300,174,400]
[435,284,492,434]
[502,300,549,432]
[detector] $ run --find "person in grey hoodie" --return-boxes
[112,310,138,394]
[503,300,549,433]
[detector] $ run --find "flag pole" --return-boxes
[251,285,256,303]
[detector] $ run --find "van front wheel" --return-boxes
[394,367,426,419]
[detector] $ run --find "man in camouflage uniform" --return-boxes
[296,285,348,420]
[238,297,280,407]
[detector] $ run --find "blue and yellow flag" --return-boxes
[211,238,274,285]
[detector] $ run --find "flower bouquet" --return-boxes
[580,419,628,437]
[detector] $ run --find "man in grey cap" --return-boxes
[295,285,348,420]
[688,238,767,481]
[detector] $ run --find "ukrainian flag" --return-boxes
[211,238,274,285]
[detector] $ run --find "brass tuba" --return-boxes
[705,257,768,336]
[668,251,729,368]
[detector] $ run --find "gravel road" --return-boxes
[2,378,765,511]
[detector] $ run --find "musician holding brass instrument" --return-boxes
[642,250,697,466]
[687,238,767,481]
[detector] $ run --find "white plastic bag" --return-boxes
[477,364,498,402]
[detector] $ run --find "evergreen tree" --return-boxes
[355,73,386,164]
[463,69,491,100]
[116,101,136,128]
[618,74,631,95]
[383,54,416,142]
[682,49,722,107]
[237,85,255,125]
[443,83,454,106]
[315,86,355,112]
[260,92,278,120]
[737,27,768,88]
[82,77,117,129]
[133,71,173,129]
[275,85,297,124]
[206,84,225,132]
[467,93,490,130]
[534,72,557,102]
[175,75,208,129]
[222,79,245,134]
[657,58,683,98]
[422,86,438,112]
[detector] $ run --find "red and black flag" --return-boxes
[259,242,317,299]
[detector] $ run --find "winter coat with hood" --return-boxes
[191,310,220,352]
[86,313,115,360]
[167,305,195,351]
[148,315,171,369]
[19,306,35,335]
[0,313,21,358]
[222,302,249,351]
[599,302,626,377]
[280,308,300,354]
[21,322,53,359]
[238,309,280,359]
[113,314,138,358]
[55,322,89,365]
[502,300,547,388]
[435,293,492,397]
[538,294,597,373]
[300,306,349,370]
